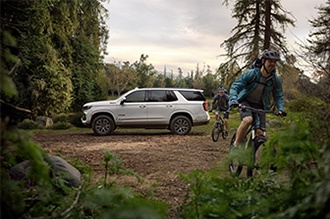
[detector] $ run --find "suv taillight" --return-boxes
[203,101,209,111]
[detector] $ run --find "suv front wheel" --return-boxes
[92,115,115,136]
[170,115,192,135]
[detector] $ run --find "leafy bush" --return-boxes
[52,112,85,128]
[180,120,329,219]
[52,113,68,123]
[49,122,73,130]
[287,95,327,112]
[68,112,85,128]
[17,119,43,130]
[287,96,329,147]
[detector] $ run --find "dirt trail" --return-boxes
[34,129,230,218]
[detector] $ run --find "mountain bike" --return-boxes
[228,105,286,178]
[211,111,227,142]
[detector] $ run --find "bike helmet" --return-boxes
[218,87,225,92]
[261,49,281,61]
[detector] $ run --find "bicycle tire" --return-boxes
[212,122,221,142]
[229,133,243,177]
[247,137,261,178]
[221,123,226,139]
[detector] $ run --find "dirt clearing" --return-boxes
[34,129,230,219]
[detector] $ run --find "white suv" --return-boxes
[81,88,210,135]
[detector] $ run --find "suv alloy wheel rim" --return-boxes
[95,118,110,134]
[174,118,189,134]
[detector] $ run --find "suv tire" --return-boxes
[92,115,115,136]
[170,115,192,135]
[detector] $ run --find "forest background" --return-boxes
[1,0,329,118]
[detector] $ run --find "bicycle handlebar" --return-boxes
[231,104,287,116]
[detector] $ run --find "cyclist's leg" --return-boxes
[255,113,267,143]
[223,111,229,136]
[215,110,219,121]
[234,101,253,147]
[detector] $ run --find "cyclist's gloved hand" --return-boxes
[230,102,239,108]
[209,109,212,113]
[278,110,287,117]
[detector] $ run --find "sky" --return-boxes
[103,0,325,74]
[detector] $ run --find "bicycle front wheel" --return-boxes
[229,133,243,177]
[212,122,221,142]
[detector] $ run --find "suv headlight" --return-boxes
[82,105,92,111]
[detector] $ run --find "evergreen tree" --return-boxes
[70,0,109,111]
[175,67,187,88]
[0,0,109,115]
[192,64,205,89]
[299,0,330,102]
[220,0,295,74]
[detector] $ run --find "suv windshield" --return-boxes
[179,91,206,101]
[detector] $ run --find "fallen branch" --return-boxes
[0,99,32,114]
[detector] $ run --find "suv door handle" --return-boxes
[166,105,172,107]
[140,105,146,108]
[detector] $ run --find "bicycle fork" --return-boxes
[248,129,267,170]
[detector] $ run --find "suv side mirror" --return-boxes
[120,98,126,105]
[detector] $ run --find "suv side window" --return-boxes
[125,91,146,102]
[179,91,206,101]
[148,90,178,102]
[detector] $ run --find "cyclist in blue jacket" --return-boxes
[210,87,230,137]
[229,49,286,147]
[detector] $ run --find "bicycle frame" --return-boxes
[229,105,278,177]
[211,111,226,142]
[215,111,225,123]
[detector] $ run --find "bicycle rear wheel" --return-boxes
[229,133,243,177]
[221,123,226,139]
[212,122,221,142]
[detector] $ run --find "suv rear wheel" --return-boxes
[92,115,115,136]
[170,115,192,135]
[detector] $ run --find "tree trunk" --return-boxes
[264,0,271,49]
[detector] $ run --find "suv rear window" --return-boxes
[179,91,206,101]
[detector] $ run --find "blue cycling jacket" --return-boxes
[229,68,285,111]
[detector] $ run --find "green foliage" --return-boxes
[287,96,329,146]
[287,95,327,112]
[103,150,141,188]
[52,112,84,128]
[82,187,167,219]
[180,169,287,219]
[180,118,329,219]
[49,122,73,130]
[0,30,18,98]
[17,119,43,130]
[52,113,69,123]
[68,112,85,127]
[261,122,319,174]
[1,129,54,218]
[1,0,109,116]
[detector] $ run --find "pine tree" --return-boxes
[219,0,295,74]
[305,0,330,76]
[299,0,330,102]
